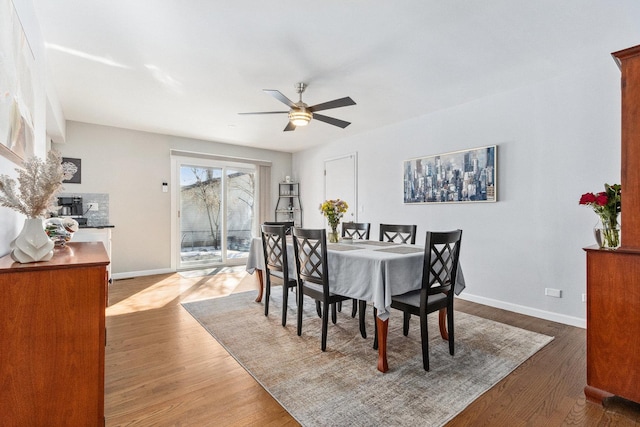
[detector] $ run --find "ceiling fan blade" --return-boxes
[283,122,296,132]
[238,111,288,115]
[264,89,298,108]
[313,113,351,129]
[309,97,356,112]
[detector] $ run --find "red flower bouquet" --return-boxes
[579,183,621,248]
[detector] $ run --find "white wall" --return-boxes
[0,0,50,257]
[293,52,625,327]
[53,121,292,277]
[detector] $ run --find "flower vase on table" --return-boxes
[320,199,349,244]
[579,183,621,250]
[594,214,621,249]
[0,150,73,263]
[10,218,55,263]
[328,225,339,243]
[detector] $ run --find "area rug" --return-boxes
[182,287,553,426]
[178,265,247,278]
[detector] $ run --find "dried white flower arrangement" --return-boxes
[0,150,72,219]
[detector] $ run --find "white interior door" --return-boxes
[324,153,357,227]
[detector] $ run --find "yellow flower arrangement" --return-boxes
[319,199,349,232]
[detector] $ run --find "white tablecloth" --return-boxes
[246,237,465,318]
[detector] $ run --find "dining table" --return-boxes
[245,236,465,373]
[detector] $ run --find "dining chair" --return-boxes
[260,224,298,326]
[379,223,418,244]
[340,222,371,321]
[263,221,294,235]
[341,222,371,240]
[292,228,352,351]
[389,230,463,370]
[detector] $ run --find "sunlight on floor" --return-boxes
[106,269,258,316]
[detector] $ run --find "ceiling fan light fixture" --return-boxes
[289,109,312,126]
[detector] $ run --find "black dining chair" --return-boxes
[379,223,417,244]
[260,224,298,326]
[340,222,371,322]
[388,230,463,370]
[292,228,352,351]
[263,221,294,235]
[341,222,371,240]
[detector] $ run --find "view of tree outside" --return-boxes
[179,165,255,266]
[226,168,255,252]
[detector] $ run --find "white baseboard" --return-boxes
[458,292,586,329]
[112,268,174,280]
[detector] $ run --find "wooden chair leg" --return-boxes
[264,280,270,317]
[358,300,367,338]
[337,301,342,312]
[403,311,410,336]
[297,288,303,337]
[321,299,329,351]
[420,311,430,371]
[281,285,288,327]
[373,307,378,350]
[447,304,455,355]
[331,303,337,324]
[316,301,322,318]
[351,299,358,318]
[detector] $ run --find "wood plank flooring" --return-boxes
[105,270,640,426]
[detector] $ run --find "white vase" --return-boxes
[10,218,55,263]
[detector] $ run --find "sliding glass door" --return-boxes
[177,159,256,269]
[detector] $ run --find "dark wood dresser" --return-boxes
[584,44,640,406]
[584,246,640,404]
[0,242,110,426]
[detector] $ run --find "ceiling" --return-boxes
[32,1,640,153]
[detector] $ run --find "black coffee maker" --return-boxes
[57,196,87,225]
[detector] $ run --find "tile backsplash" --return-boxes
[58,192,110,226]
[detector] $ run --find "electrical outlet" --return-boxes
[582,293,586,303]
[88,203,99,211]
[544,287,562,298]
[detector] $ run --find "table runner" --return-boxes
[375,246,424,254]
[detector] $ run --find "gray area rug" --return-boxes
[178,265,247,278]
[182,288,553,426]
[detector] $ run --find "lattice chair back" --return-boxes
[292,228,329,290]
[422,230,462,296]
[263,221,294,235]
[342,222,371,239]
[379,224,417,244]
[261,224,289,276]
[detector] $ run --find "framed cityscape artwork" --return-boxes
[403,145,497,204]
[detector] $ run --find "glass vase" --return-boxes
[328,225,339,243]
[594,216,621,249]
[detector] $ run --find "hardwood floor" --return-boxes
[105,270,640,426]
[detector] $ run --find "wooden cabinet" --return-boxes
[583,44,640,406]
[584,247,640,404]
[0,242,110,426]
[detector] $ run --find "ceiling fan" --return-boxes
[239,82,356,132]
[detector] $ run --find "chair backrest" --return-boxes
[341,222,371,239]
[422,230,463,295]
[379,224,417,244]
[261,224,290,281]
[263,221,294,235]
[292,228,329,291]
